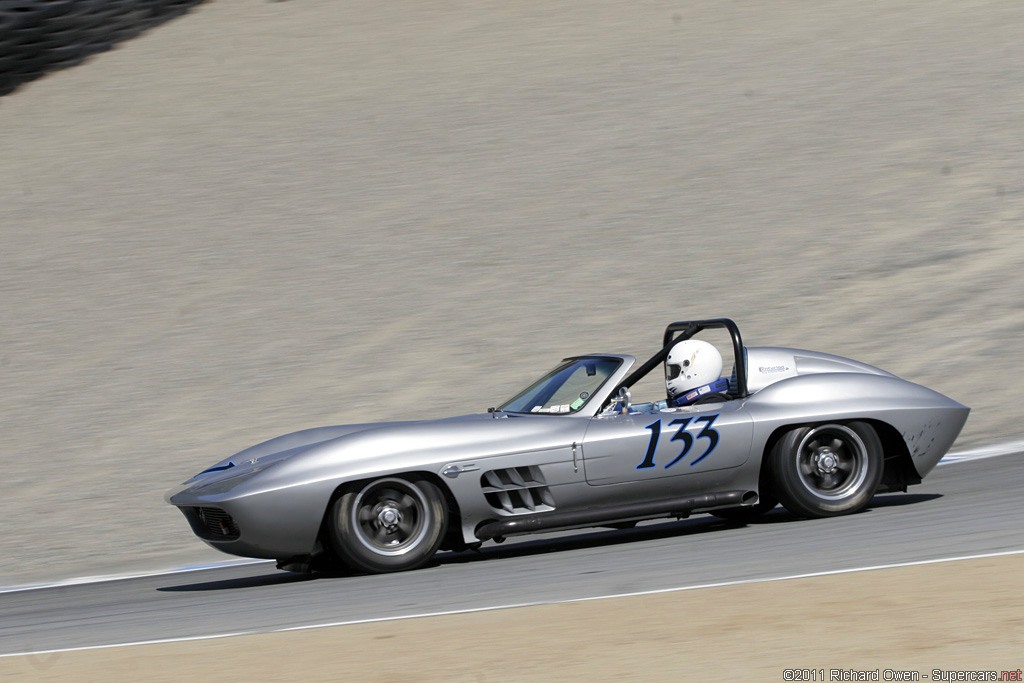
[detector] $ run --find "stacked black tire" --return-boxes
[0,0,207,96]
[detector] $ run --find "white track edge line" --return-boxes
[3,547,1023,659]
[0,559,273,595]
[0,441,1017,596]
[0,632,252,659]
[937,439,1024,465]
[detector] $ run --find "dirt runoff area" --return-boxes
[2,554,1020,681]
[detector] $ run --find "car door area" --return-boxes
[581,401,753,486]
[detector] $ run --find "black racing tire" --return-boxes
[771,421,883,518]
[327,476,447,574]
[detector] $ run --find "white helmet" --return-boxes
[665,339,723,398]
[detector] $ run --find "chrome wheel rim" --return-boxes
[795,424,869,501]
[351,478,430,557]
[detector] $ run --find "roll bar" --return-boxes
[617,318,747,399]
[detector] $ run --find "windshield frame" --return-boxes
[497,356,625,416]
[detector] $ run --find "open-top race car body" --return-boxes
[166,319,969,574]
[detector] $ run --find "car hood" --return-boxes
[167,412,586,502]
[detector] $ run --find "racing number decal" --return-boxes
[662,418,693,469]
[637,421,661,469]
[688,415,720,465]
[636,415,720,470]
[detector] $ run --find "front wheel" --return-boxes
[327,476,448,574]
[771,421,883,518]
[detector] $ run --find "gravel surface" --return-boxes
[2,555,1021,681]
[1,0,1022,585]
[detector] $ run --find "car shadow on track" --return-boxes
[727,493,945,527]
[869,492,943,508]
[436,492,944,566]
[158,571,318,592]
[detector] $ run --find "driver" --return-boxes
[665,339,730,406]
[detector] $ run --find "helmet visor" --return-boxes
[666,358,691,381]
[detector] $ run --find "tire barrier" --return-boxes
[0,0,207,97]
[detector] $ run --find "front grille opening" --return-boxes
[187,506,240,541]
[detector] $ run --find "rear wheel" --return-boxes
[327,476,447,573]
[771,421,883,518]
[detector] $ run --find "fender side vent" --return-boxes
[481,466,555,514]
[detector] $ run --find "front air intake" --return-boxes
[184,506,240,541]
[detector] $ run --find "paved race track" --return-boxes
[2,454,1020,657]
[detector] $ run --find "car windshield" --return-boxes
[498,357,621,414]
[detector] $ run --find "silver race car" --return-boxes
[166,319,969,574]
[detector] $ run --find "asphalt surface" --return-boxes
[2,453,1020,657]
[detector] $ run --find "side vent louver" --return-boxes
[481,466,555,514]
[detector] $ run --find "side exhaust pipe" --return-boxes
[476,490,754,541]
